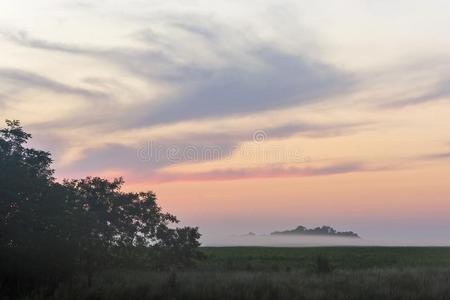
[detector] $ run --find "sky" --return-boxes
[1,0,450,244]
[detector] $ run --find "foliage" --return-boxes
[0,120,202,295]
[271,225,360,238]
[62,176,202,282]
[0,120,75,293]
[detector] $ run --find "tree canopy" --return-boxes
[271,225,360,238]
[0,120,202,294]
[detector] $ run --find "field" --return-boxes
[10,247,450,300]
[200,246,450,270]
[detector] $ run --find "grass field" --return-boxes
[200,246,450,271]
[9,247,450,300]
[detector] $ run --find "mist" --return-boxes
[200,233,450,247]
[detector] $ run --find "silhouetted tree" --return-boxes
[63,176,202,285]
[0,120,76,294]
[0,120,202,293]
[271,225,359,237]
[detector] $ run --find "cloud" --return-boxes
[66,1,96,10]
[2,30,98,55]
[0,68,109,99]
[0,93,7,106]
[140,162,366,184]
[57,144,149,177]
[57,139,367,183]
[264,121,371,139]
[57,141,234,180]
[171,22,219,40]
[55,119,372,182]
[128,47,352,127]
[165,121,371,146]
[2,30,175,79]
[418,151,450,161]
[380,79,450,109]
[3,28,354,129]
[2,20,363,183]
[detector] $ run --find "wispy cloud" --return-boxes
[1,30,178,79]
[380,79,450,109]
[0,68,109,99]
[3,28,354,129]
[128,46,353,128]
[2,31,100,55]
[141,162,367,183]
[418,151,450,161]
[54,119,372,178]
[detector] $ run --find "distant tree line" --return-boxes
[271,225,359,238]
[0,120,203,296]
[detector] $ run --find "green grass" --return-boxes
[199,246,450,271]
[6,247,450,300]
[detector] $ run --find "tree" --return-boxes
[63,177,202,285]
[0,120,75,293]
[0,120,203,293]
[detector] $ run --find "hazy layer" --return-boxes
[201,234,450,247]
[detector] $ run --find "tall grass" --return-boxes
[14,267,450,300]
[3,247,450,300]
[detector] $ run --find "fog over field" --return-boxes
[201,234,450,247]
